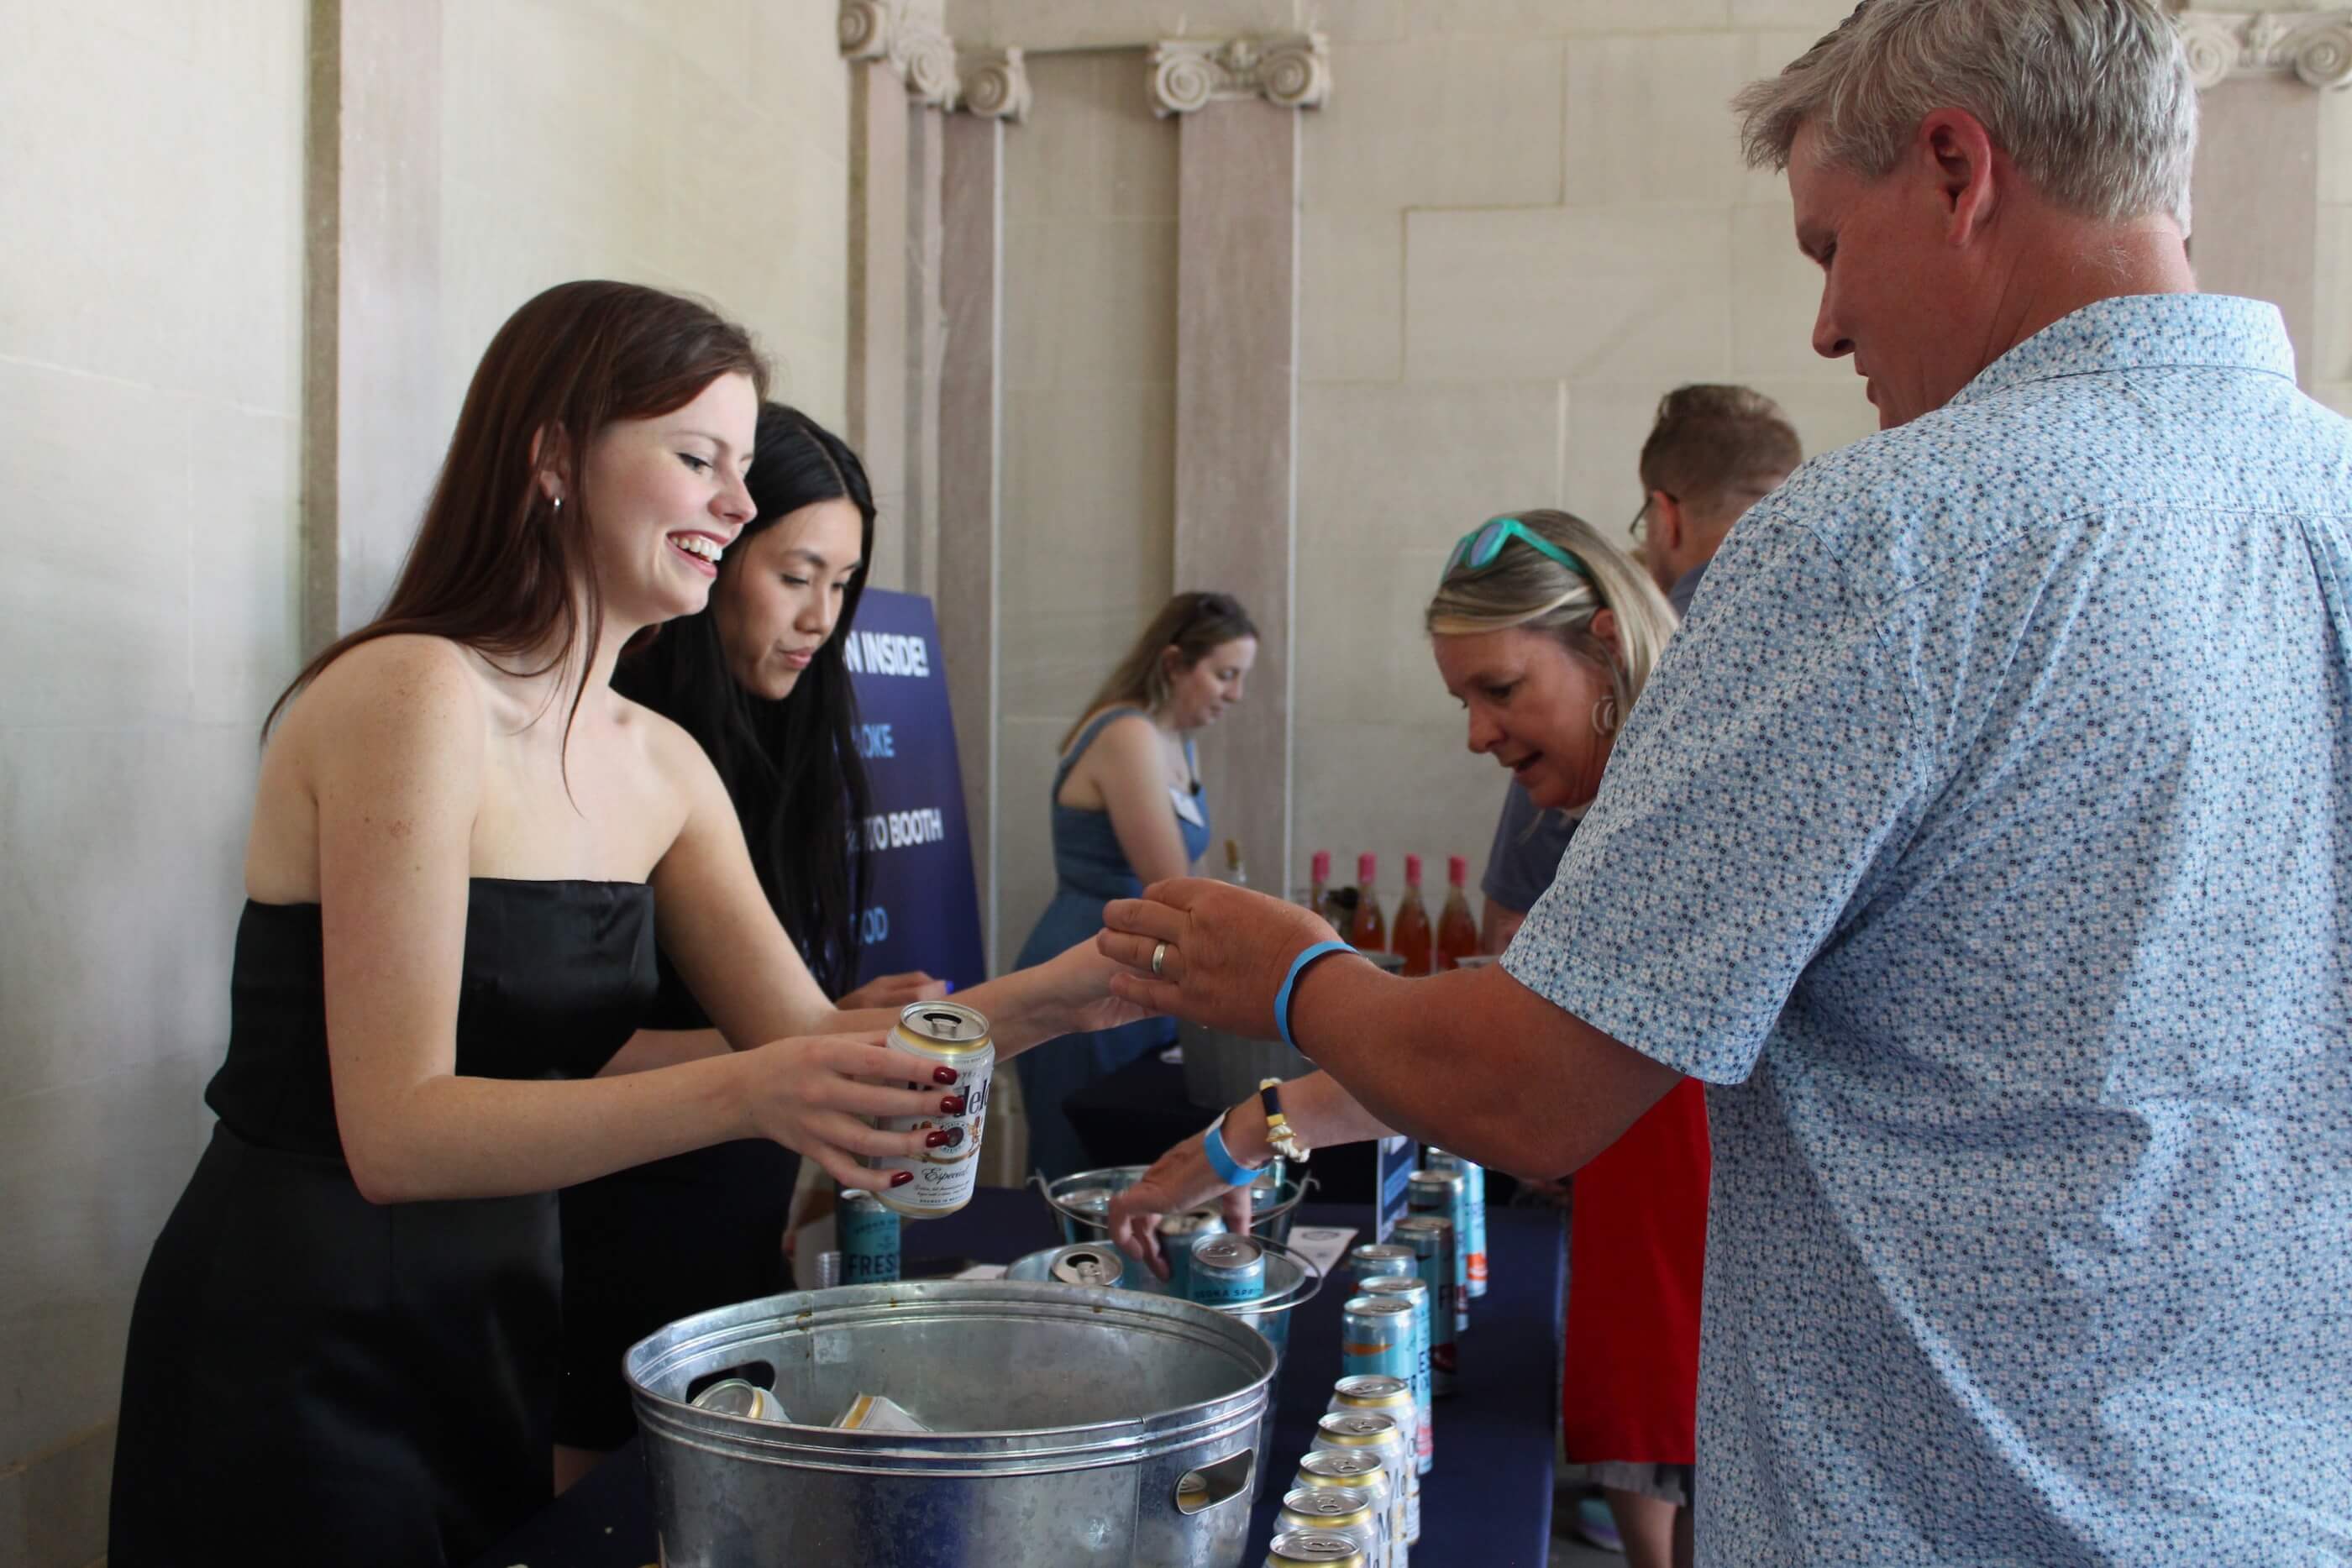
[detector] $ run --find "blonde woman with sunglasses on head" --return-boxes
[1102,514,1705,1567]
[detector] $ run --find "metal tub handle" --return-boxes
[1174,1449,1255,1514]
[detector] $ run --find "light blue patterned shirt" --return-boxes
[1506,294,2352,1565]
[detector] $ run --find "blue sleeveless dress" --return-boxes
[1011,708,1211,1178]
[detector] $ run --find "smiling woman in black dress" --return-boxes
[105,283,1138,1565]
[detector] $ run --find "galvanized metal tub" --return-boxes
[625,1280,1276,1566]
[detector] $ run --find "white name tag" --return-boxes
[1171,788,1206,827]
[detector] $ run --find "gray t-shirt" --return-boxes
[1478,783,1578,915]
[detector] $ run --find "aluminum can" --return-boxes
[870,1001,994,1217]
[1046,1242,1133,1289]
[1340,1295,1415,1388]
[1348,1242,1417,1293]
[690,1379,788,1422]
[1423,1148,1488,1298]
[1351,1276,1434,1473]
[837,1188,900,1284]
[1405,1170,1471,1331]
[1330,1374,1420,1473]
[1266,1534,1369,1567]
[1187,1234,1268,1305]
[1389,1216,1458,1395]
[1315,1410,1415,1551]
[1158,1208,1226,1298]
[1277,1488,1383,1565]
[1292,1451,1396,1568]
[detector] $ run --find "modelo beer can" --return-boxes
[1276,1489,1383,1566]
[1292,1450,1397,1568]
[1340,1295,1415,1390]
[1187,1235,1268,1306]
[1389,1216,1458,1396]
[1158,1208,1226,1298]
[1331,1373,1425,1485]
[1405,1170,1471,1332]
[1424,1148,1488,1298]
[1266,1533,1369,1567]
[1352,1275,1434,1472]
[837,1188,900,1284]
[1315,1410,1415,1551]
[870,1001,993,1218]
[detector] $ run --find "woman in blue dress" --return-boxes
[1012,592,1257,1177]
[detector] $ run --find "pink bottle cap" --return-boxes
[1448,854,1468,885]
[1405,853,1423,884]
[1357,852,1377,884]
[1312,849,1331,881]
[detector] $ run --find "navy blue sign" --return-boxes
[843,590,987,993]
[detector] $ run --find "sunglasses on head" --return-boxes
[1441,517,1593,585]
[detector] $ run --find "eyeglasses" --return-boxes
[1441,517,1593,585]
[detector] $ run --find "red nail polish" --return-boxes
[926,1129,951,1147]
[942,1096,967,1115]
[933,1066,958,1085]
[890,1170,913,1187]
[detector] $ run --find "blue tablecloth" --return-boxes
[470,1184,1562,1565]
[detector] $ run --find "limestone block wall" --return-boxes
[1289,0,1876,906]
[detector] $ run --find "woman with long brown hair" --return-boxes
[106,282,1135,1565]
[1008,591,1257,1177]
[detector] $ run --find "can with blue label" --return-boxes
[1158,1209,1226,1298]
[1340,1295,1416,1389]
[1187,1235,1268,1305]
[1354,1274,1433,1471]
[1405,1170,1471,1333]
[1389,1216,1457,1396]
[1423,1148,1488,1299]
[837,1188,900,1284]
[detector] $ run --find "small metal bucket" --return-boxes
[1033,1163,1318,1248]
[626,1281,1274,1566]
[1005,1234,1324,1370]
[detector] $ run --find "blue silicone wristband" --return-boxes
[1202,1114,1263,1186]
[1275,940,1355,1055]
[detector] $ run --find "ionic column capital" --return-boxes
[1148,33,1331,118]
[2178,9,2352,90]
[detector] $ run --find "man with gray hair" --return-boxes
[1096,2,2349,1559]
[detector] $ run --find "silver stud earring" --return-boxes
[552,496,563,514]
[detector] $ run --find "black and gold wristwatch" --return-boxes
[1257,1077,1311,1162]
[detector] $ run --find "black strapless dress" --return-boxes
[554,952,800,1449]
[108,880,656,1567]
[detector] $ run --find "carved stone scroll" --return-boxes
[1149,33,1331,118]
[2179,9,2352,90]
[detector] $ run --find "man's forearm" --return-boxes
[1258,960,1680,1177]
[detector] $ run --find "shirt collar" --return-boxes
[1947,292,2296,411]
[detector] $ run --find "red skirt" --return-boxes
[1560,1078,1710,1463]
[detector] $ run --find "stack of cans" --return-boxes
[1313,1410,1412,1554]
[1329,1375,1422,1537]
[1292,1450,1399,1568]
[1276,1489,1383,1565]
[1404,1171,1472,1336]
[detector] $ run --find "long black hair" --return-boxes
[616,403,874,996]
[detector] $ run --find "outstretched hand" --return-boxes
[1105,1130,1257,1280]
[1096,879,1343,1041]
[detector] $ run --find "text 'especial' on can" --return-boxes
[869,1001,993,1219]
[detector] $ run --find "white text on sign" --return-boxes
[843,631,930,679]
[864,808,948,851]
